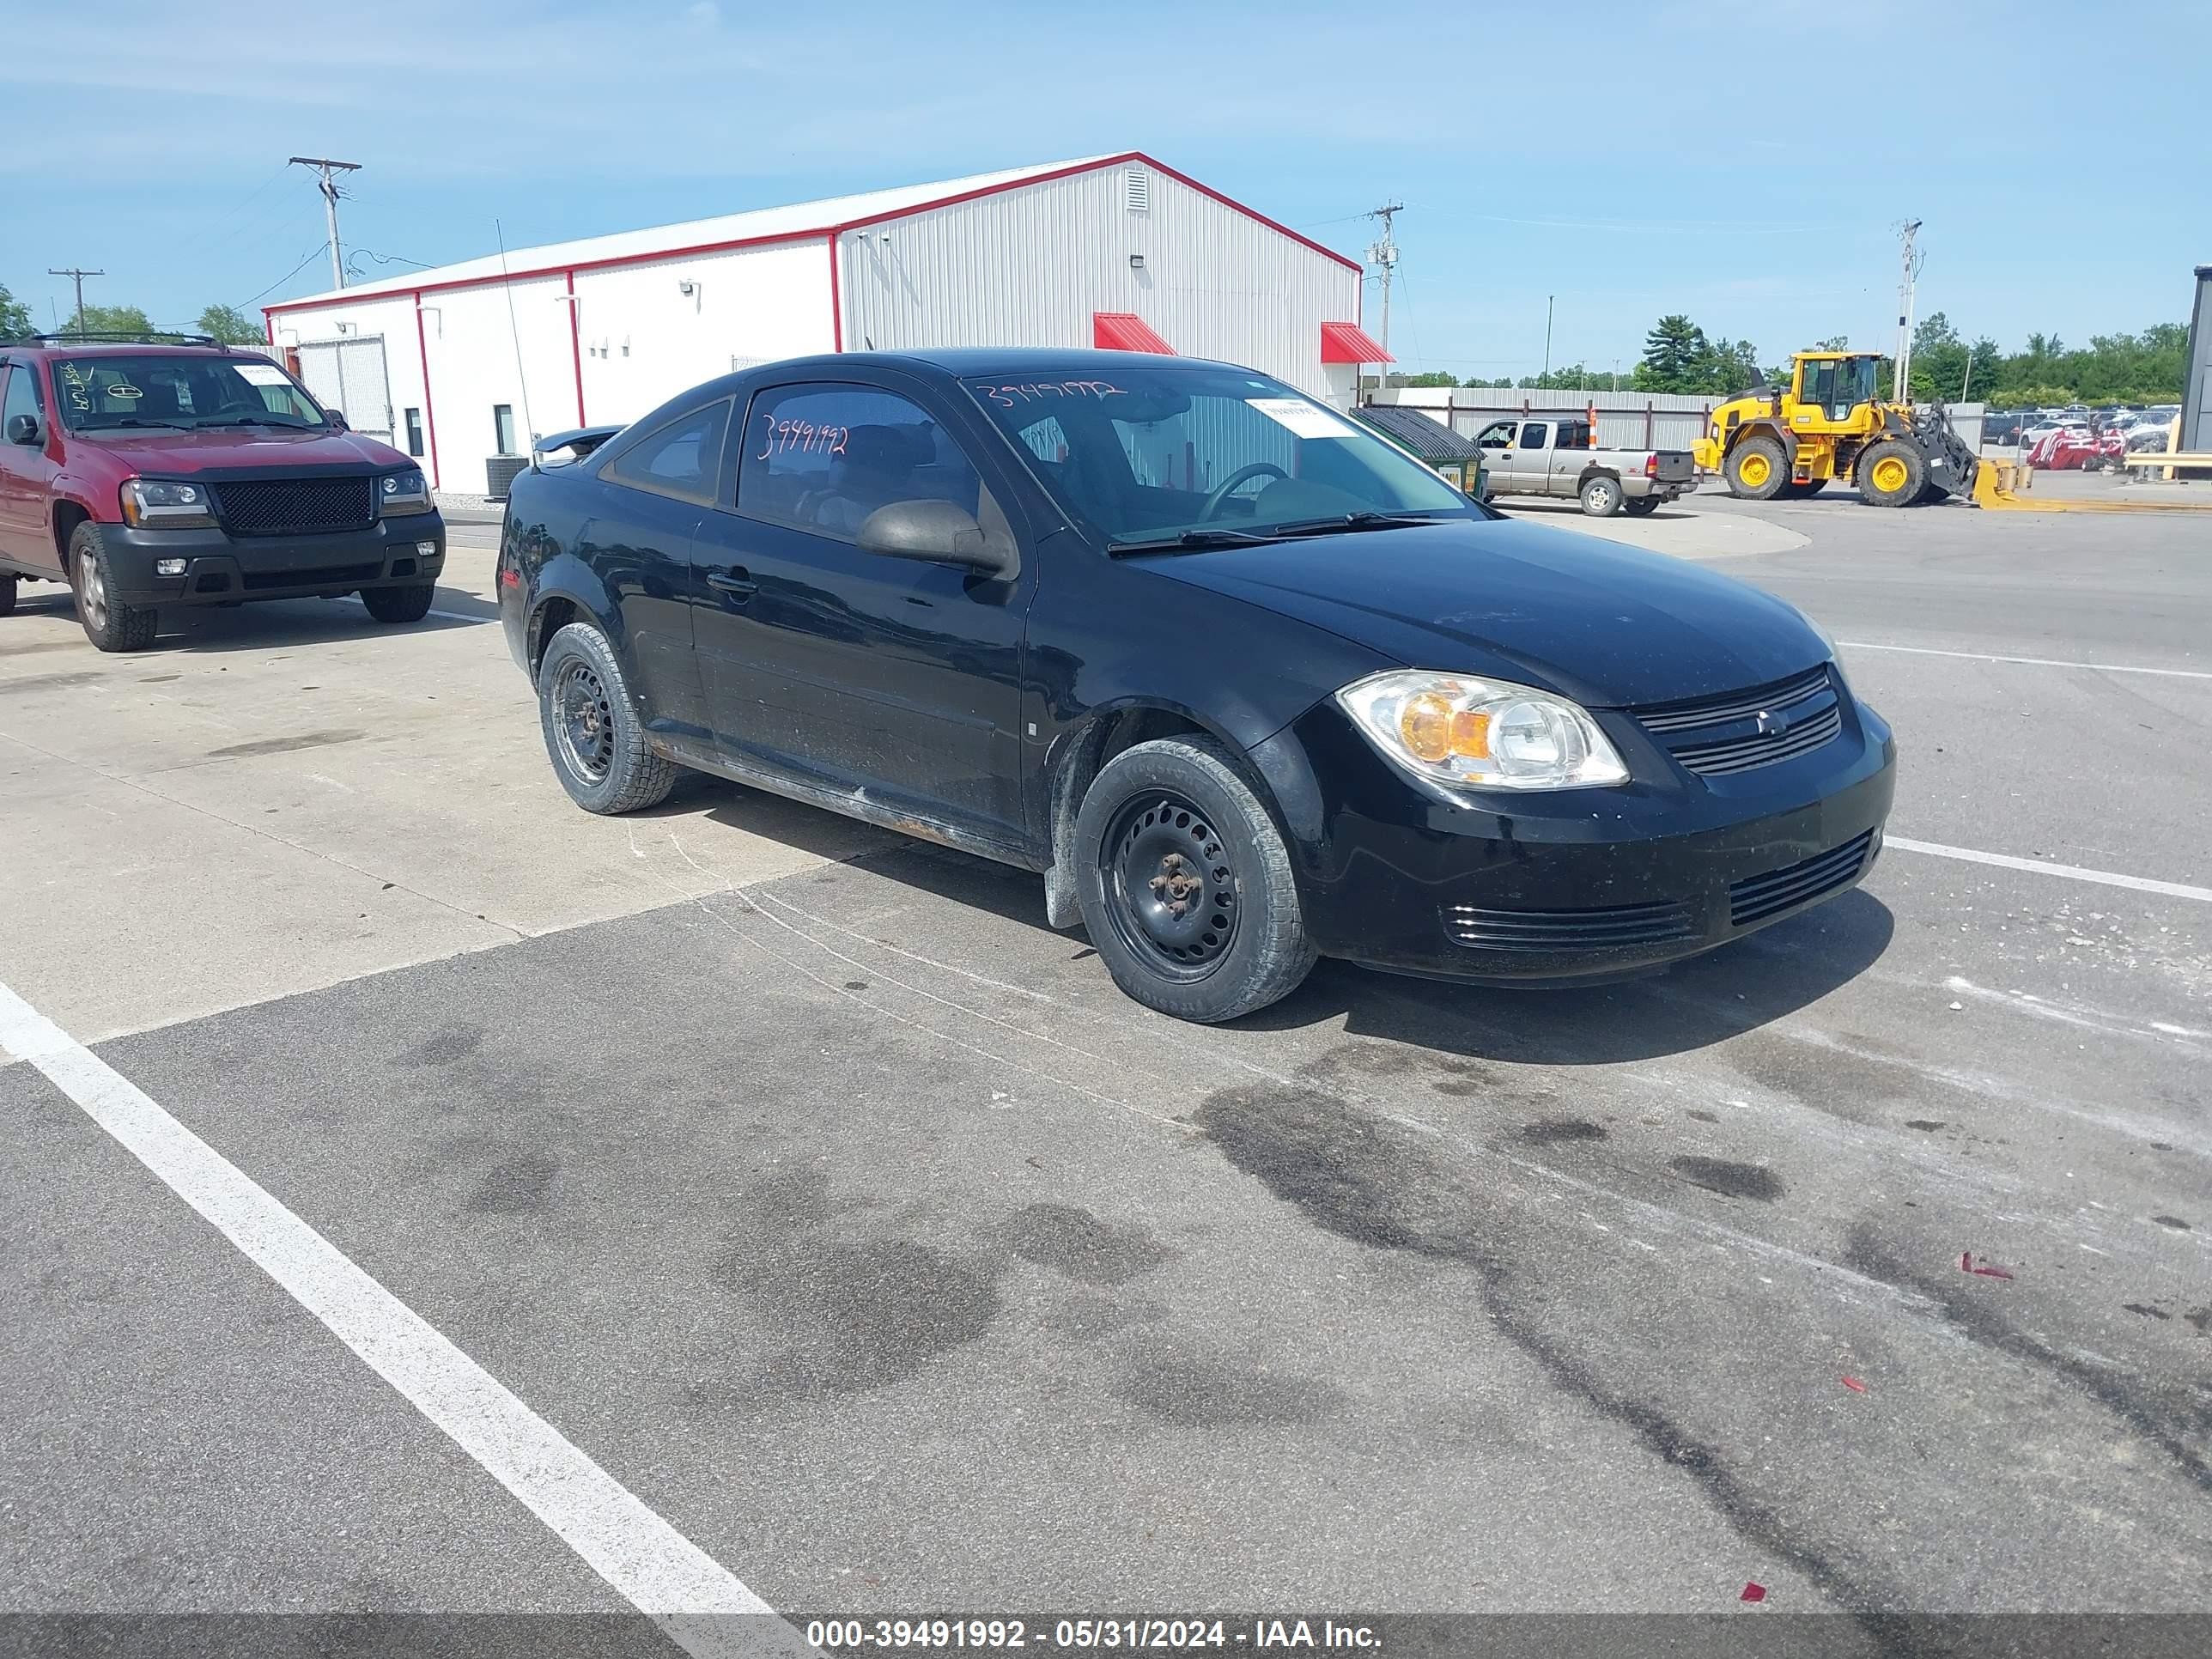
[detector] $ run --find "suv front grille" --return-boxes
[210,476,375,538]
[1633,665,1841,778]
[1729,831,1875,927]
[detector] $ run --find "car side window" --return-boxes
[3,363,44,430]
[735,382,993,544]
[605,399,731,505]
[1554,419,1589,449]
[1476,419,1514,449]
[1519,422,1549,449]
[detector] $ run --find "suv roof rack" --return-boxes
[5,331,230,348]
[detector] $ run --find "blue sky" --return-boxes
[4,0,2206,374]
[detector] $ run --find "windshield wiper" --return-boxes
[195,416,307,428]
[77,417,189,431]
[1271,511,1449,537]
[1106,526,1290,556]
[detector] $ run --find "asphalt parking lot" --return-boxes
[3,489,2209,1653]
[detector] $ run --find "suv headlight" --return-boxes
[119,477,216,529]
[1336,670,1630,793]
[380,469,433,516]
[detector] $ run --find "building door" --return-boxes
[295,337,394,444]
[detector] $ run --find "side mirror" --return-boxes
[324,410,349,432]
[5,413,39,446]
[856,499,1017,578]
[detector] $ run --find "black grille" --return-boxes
[210,476,374,537]
[240,561,382,592]
[1729,831,1875,927]
[1633,665,1841,778]
[1444,899,1696,952]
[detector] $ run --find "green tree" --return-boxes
[1699,337,1764,395]
[72,302,155,338]
[1636,314,1706,392]
[0,282,33,341]
[196,303,262,345]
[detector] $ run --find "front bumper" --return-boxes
[1249,691,1895,985]
[100,515,446,606]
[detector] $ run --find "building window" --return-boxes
[493,404,517,454]
[404,408,424,457]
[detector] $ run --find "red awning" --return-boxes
[1092,312,1176,354]
[1320,321,1394,364]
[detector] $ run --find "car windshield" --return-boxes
[52,355,327,431]
[962,365,1478,549]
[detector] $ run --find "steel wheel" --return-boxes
[552,657,615,784]
[77,554,108,632]
[1869,453,1911,495]
[1735,451,1772,489]
[1101,791,1240,982]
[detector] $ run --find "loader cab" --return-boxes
[1792,354,1881,430]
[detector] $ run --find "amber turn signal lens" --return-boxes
[1450,709,1492,759]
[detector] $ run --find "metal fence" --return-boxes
[1370,388,1988,455]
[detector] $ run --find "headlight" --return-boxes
[380,469,433,516]
[119,477,216,529]
[1336,670,1630,793]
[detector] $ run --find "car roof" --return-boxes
[2,341,271,360]
[745,347,1253,380]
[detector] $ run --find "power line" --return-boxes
[240,242,333,311]
[289,157,362,291]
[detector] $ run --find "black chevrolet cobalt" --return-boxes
[499,349,1893,1022]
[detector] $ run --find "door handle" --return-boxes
[706,569,757,599]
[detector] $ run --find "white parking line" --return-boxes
[1840,641,2212,681]
[1888,836,2212,904]
[0,980,799,1659]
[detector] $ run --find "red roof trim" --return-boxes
[265,152,1359,318]
[1321,321,1393,364]
[1092,312,1176,354]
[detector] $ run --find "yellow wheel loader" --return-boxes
[1692,351,1983,507]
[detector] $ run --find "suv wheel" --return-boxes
[537,621,678,814]
[1072,736,1316,1023]
[70,523,159,653]
[361,582,436,623]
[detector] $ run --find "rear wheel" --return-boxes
[70,523,159,653]
[1623,496,1659,516]
[1723,436,1788,501]
[1858,439,1928,507]
[1577,475,1623,517]
[537,621,679,814]
[1073,737,1316,1023]
[360,582,435,623]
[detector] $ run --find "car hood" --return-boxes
[1137,517,1827,708]
[70,427,410,474]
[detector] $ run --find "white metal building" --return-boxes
[261,154,1383,495]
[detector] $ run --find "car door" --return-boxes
[1474,418,1518,495]
[0,362,60,569]
[1509,420,1551,494]
[688,373,1034,849]
[1547,418,1592,495]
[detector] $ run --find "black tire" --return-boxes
[0,574,15,617]
[69,523,159,653]
[537,621,679,814]
[1623,496,1660,516]
[1796,477,1828,496]
[1072,736,1316,1023]
[1723,435,1789,501]
[1858,439,1929,507]
[1577,475,1623,517]
[360,582,435,623]
[1917,482,1952,504]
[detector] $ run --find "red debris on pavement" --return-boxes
[1741,1583,1768,1603]
[1960,1252,2015,1279]
[1841,1376,1868,1393]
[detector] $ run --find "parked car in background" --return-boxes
[498,348,1892,1023]
[2026,425,2125,471]
[1983,410,2029,447]
[1471,416,1697,516]
[0,336,445,650]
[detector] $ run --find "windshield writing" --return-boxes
[55,356,326,430]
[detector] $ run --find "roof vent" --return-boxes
[1124,167,1151,214]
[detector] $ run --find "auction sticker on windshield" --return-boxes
[1247,398,1357,440]
[235,362,292,386]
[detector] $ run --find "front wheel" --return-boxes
[70,523,159,653]
[537,621,679,814]
[1073,737,1316,1023]
[360,582,435,623]
[1858,439,1929,507]
[1723,435,1789,501]
[1578,476,1623,517]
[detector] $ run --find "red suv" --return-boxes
[0,336,446,651]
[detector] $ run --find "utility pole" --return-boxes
[47,267,103,336]
[289,156,362,290]
[1364,201,1401,395]
[1893,218,1923,404]
[1542,295,1555,383]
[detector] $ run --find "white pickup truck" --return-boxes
[1473,414,1697,517]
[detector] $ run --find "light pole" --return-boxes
[1542,295,1554,384]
